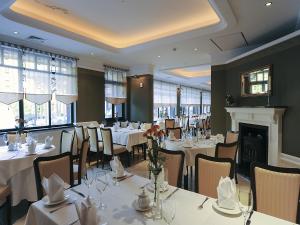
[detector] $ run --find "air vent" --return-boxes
[26,35,46,43]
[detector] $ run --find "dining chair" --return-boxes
[74,125,85,155]
[130,122,140,129]
[87,127,103,168]
[166,127,182,139]
[73,138,90,185]
[165,119,175,129]
[120,121,128,128]
[225,131,239,144]
[60,130,75,154]
[0,185,11,225]
[195,154,234,198]
[33,152,74,200]
[250,163,300,223]
[100,128,129,168]
[159,149,185,187]
[143,122,152,130]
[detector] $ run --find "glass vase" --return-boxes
[152,173,162,220]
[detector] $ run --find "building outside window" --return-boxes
[0,43,77,131]
[180,86,201,116]
[202,91,211,114]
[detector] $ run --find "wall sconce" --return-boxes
[139,82,144,88]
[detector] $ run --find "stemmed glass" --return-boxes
[83,170,95,197]
[162,199,176,225]
[3,133,8,146]
[237,187,253,225]
[95,171,109,210]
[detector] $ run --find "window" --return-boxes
[180,86,201,116]
[153,80,177,121]
[202,91,211,114]
[0,42,77,131]
[104,66,127,119]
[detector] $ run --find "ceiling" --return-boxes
[0,0,300,90]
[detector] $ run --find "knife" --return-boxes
[165,188,179,200]
[118,174,134,182]
[70,188,85,198]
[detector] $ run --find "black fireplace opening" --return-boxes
[238,123,268,177]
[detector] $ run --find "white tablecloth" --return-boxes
[165,136,223,167]
[0,144,56,205]
[109,128,147,151]
[25,175,294,225]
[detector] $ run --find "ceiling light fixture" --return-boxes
[194,48,198,51]
[157,55,161,58]
[265,2,272,7]
[13,31,19,35]
[90,52,94,56]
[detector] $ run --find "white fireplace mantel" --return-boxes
[225,107,286,166]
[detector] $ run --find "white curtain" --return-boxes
[0,46,23,104]
[153,80,177,107]
[181,86,201,106]
[0,43,78,105]
[202,91,211,105]
[105,67,127,104]
[54,59,78,104]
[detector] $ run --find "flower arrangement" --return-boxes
[143,125,165,202]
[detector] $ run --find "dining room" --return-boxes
[0,0,300,225]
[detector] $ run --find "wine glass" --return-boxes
[3,133,8,146]
[162,199,176,224]
[83,170,95,197]
[95,170,108,209]
[237,187,253,225]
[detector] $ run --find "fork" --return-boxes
[198,197,209,209]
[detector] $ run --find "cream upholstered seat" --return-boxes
[166,127,182,139]
[87,127,103,167]
[100,128,128,167]
[143,123,152,130]
[195,154,234,198]
[120,121,128,128]
[225,131,239,144]
[74,138,90,184]
[165,119,175,129]
[131,122,140,129]
[251,163,300,223]
[0,185,11,225]
[75,125,85,153]
[60,130,75,154]
[159,149,185,187]
[33,152,74,200]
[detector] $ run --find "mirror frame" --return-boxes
[240,65,272,97]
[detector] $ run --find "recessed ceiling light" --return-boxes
[157,55,161,58]
[90,52,94,56]
[13,31,19,35]
[194,48,198,51]
[265,2,272,7]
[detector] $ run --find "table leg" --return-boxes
[184,166,188,190]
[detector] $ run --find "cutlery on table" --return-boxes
[118,174,134,182]
[49,202,73,213]
[198,196,209,209]
[246,210,254,225]
[70,188,85,198]
[69,219,79,225]
[165,188,179,200]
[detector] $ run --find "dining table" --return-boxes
[0,144,56,206]
[24,173,294,225]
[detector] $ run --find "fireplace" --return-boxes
[238,123,268,177]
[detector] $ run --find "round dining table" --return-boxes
[0,144,56,206]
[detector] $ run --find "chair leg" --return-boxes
[6,195,11,225]
[127,151,131,167]
[102,154,105,169]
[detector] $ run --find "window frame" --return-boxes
[0,99,74,133]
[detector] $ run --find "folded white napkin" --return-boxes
[28,140,37,154]
[75,196,101,225]
[110,156,124,177]
[44,136,53,148]
[42,173,65,203]
[127,123,134,129]
[217,177,236,209]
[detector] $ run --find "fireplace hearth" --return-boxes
[238,123,268,177]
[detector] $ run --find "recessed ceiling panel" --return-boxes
[211,32,248,51]
[10,0,220,48]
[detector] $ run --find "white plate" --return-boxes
[132,200,152,212]
[212,200,241,215]
[146,182,169,193]
[42,195,69,206]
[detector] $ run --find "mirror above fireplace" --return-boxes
[241,65,272,97]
